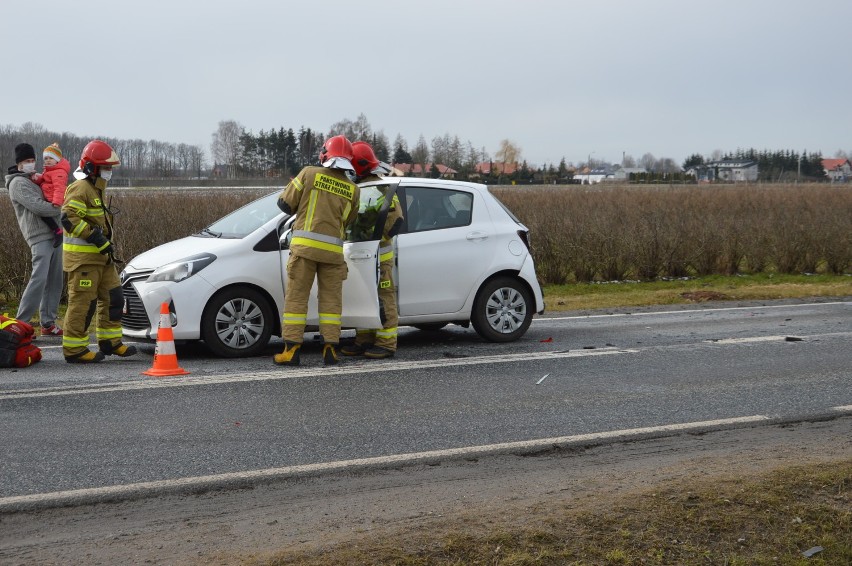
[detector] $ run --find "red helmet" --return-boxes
[80,140,120,175]
[319,135,353,166]
[352,141,379,177]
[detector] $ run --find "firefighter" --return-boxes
[341,141,403,359]
[274,135,360,366]
[61,140,137,363]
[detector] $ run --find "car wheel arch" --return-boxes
[470,271,535,343]
[473,269,536,310]
[200,283,279,357]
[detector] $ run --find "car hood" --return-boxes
[126,233,261,271]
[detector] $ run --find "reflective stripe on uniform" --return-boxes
[69,220,87,237]
[340,201,352,239]
[291,177,304,191]
[66,199,87,215]
[304,190,318,231]
[62,335,90,348]
[376,327,397,339]
[318,312,341,326]
[66,200,103,218]
[63,243,101,254]
[96,327,122,340]
[292,230,344,247]
[290,237,342,253]
[282,312,307,325]
[291,230,345,254]
[379,245,394,262]
[63,236,100,254]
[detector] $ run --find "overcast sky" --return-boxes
[2,0,849,167]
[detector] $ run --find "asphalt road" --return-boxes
[1,298,850,508]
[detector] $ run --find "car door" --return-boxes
[396,184,496,316]
[279,219,381,330]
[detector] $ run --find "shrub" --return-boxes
[493,183,852,285]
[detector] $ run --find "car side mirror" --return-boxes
[279,229,292,250]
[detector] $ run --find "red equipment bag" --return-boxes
[0,314,42,368]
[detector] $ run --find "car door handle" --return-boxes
[466,231,489,241]
[349,251,375,260]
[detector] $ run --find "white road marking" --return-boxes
[0,414,770,511]
[537,301,851,322]
[536,374,549,384]
[0,348,636,400]
[707,335,792,344]
[7,329,851,400]
[833,405,852,413]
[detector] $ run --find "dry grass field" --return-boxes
[1,183,850,306]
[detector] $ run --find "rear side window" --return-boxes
[403,187,473,233]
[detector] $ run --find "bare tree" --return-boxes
[639,152,657,171]
[431,133,451,165]
[657,157,681,174]
[211,120,243,178]
[411,134,430,167]
[188,145,206,178]
[494,139,521,165]
[328,113,372,141]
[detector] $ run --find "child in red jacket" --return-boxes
[31,143,70,247]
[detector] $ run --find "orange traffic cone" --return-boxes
[143,302,189,377]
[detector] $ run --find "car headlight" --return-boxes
[146,253,217,283]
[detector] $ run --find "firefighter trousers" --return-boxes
[62,263,123,357]
[354,260,398,351]
[282,255,347,345]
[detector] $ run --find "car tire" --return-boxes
[413,323,448,332]
[201,286,274,357]
[471,276,533,343]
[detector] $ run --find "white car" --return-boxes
[120,177,545,357]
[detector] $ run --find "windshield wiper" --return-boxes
[199,227,221,237]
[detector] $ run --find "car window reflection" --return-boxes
[404,187,473,233]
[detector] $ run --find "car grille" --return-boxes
[121,271,153,331]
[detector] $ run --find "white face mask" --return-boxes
[100,169,113,181]
[21,162,36,174]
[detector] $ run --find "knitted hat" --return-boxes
[14,143,36,164]
[43,143,62,162]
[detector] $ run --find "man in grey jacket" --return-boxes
[4,143,64,336]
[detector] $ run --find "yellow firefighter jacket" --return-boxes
[279,166,360,264]
[61,177,113,271]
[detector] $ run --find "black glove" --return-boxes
[86,226,114,255]
[277,197,292,214]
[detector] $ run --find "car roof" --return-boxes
[359,176,489,193]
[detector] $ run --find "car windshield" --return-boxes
[201,191,283,238]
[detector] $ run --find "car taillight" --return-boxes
[518,230,532,253]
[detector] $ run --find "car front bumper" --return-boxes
[122,272,215,341]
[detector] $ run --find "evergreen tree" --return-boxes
[682,153,704,169]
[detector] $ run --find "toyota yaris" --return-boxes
[120,177,545,357]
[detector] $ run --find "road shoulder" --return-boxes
[2,415,850,565]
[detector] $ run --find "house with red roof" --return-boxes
[474,162,520,176]
[821,158,851,182]
[391,163,457,178]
